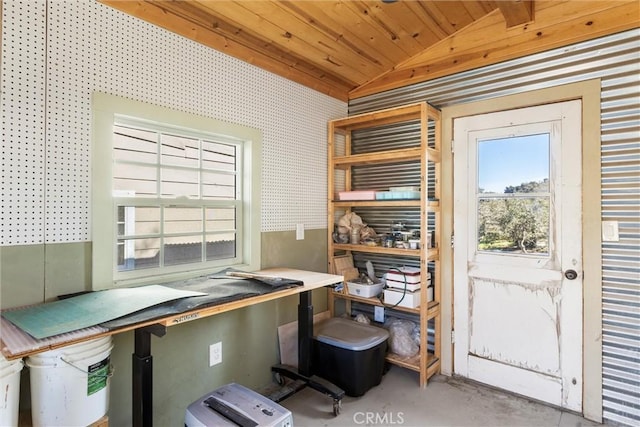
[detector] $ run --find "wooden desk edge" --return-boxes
[2,269,343,359]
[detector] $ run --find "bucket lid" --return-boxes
[28,336,112,360]
[314,318,389,351]
[0,353,22,370]
[0,359,23,378]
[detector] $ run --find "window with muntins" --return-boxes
[113,118,243,274]
[92,93,261,289]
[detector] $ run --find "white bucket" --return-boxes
[26,337,113,427]
[0,354,23,427]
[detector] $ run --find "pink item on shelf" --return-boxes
[337,190,377,201]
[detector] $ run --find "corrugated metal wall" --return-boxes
[350,29,640,426]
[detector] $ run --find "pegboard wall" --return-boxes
[1,1,47,245]
[1,0,346,245]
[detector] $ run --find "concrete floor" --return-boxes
[279,366,602,427]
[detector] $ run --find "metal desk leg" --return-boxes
[298,290,313,377]
[132,324,166,427]
[271,289,344,415]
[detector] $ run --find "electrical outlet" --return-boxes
[209,342,222,366]
[374,306,385,323]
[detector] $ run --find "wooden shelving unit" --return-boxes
[327,101,441,387]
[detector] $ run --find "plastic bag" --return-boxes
[337,212,365,235]
[354,313,371,325]
[386,318,419,357]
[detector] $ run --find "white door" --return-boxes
[453,101,583,411]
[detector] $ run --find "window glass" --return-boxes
[113,125,157,163]
[117,206,160,236]
[206,233,236,261]
[202,140,236,171]
[161,134,200,168]
[477,134,550,254]
[161,168,199,198]
[163,235,203,266]
[205,207,236,231]
[117,238,161,271]
[202,172,236,200]
[164,207,203,234]
[113,163,157,196]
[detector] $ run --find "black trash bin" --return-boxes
[312,317,389,397]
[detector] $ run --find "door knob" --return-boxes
[564,269,578,280]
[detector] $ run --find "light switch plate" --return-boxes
[296,223,304,240]
[602,220,619,242]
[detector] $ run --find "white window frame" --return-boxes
[92,92,261,289]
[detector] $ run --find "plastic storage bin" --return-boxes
[337,190,377,200]
[346,280,384,298]
[312,318,389,397]
[375,191,420,200]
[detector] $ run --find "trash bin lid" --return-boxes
[315,318,389,351]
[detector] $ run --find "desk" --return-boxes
[1,268,343,427]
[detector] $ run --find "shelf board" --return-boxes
[333,147,422,168]
[332,244,439,260]
[331,148,440,169]
[333,243,417,257]
[386,352,439,373]
[332,200,440,210]
[330,103,424,131]
[332,292,440,317]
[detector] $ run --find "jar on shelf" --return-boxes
[350,227,361,245]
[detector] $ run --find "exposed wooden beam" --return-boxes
[350,0,640,99]
[498,0,534,28]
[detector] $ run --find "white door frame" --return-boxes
[439,80,603,422]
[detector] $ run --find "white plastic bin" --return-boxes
[0,354,23,427]
[26,336,113,427]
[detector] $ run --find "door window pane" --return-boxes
[478,134,549,194]
[478,197,549,254]
[477,134,550,255]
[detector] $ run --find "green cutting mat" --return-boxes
[2,285,206,339]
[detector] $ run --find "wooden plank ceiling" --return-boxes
[100,1,639,101]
